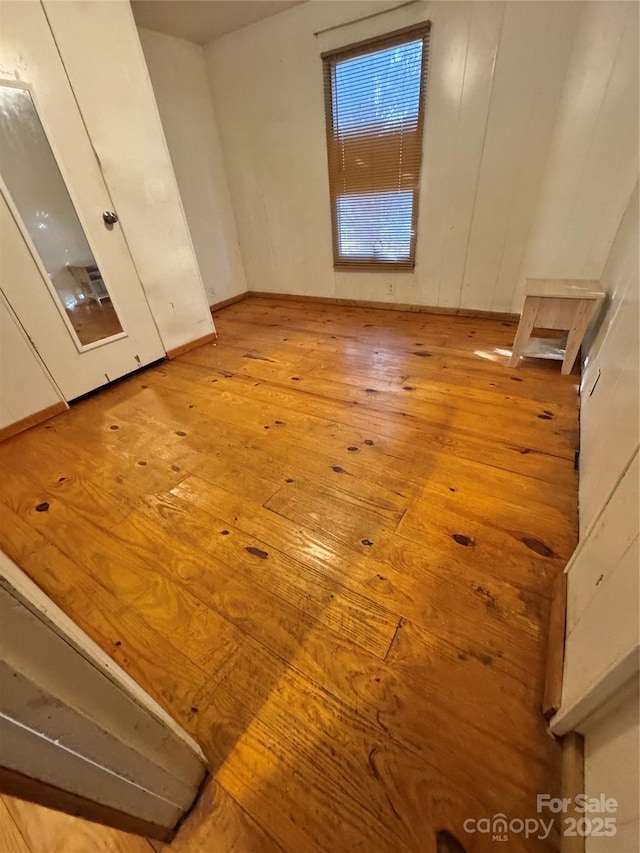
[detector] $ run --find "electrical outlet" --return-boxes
[387,281,395,297]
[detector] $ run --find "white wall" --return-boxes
[579,183,639,535]
[205,0,638,313]
[584,684,639,852]
[0,291,65,430]
[138,28,246,306]
[551,188,638,806]
[518,0,639,308]
[42,0,215,352]
[205,0,584,311]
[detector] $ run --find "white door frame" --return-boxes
[0,552,207,842]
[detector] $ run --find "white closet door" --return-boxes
[0,1,165,401]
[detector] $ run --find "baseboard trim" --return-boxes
[0,401,68,442]
[550,649,639,736]
[543,571,568,720]
[209,292,250,314]
[166,332,217,360]
[247,291,520,322]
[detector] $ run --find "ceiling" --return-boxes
[131,0,305,44]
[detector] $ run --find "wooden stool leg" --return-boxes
[562,301,595,375]
[510,297,540,367]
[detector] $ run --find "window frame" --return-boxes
[322,22,431,272]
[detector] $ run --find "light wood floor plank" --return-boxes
[3,795,154,853]
[160,474,550,686]
[166,781,283,853]
[0,798,30,853]
[0,298,578,852]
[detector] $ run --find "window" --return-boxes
[322,23,430,271]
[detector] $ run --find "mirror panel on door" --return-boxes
[0,84,124,346]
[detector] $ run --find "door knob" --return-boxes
[103,211,118,225]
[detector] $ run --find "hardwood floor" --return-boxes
[67,297,123,345]
[0,297,580,852]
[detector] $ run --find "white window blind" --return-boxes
[322,23,431,271]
